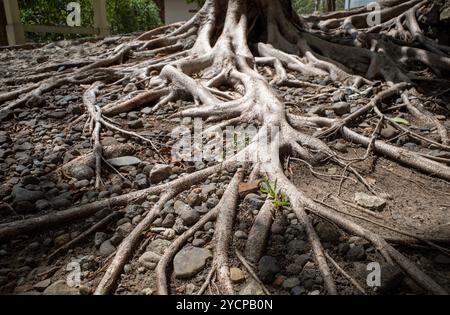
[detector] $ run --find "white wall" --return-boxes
[165,0,198,25]
[345,0,378,9]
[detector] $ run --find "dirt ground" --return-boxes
[0,36,449,295]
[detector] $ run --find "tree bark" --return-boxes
[0,0,8,46]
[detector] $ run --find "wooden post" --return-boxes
[0,0,8,46]
[92,0,110,36]
[3,0,25,45]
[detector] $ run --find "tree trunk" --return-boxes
[0,0,8,46]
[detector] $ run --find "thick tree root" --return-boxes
[1,0,449,296]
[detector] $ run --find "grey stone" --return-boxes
[12,186,44,203]
[287,239,310,255]
[128,119,144,129]
[192,238,206,247]
[354,192,387,212]
[315,221,340,243]
[70,164,94,180]
[234,230,247,239]
[380,125,398,139]
[332,102,350,116]
[291,286,306,295]
[149,164,172,184]
[180,207,200,226]
[434,254,450,265]
[440,7,450,21]
[258,256,280,283]
[107,156,141,167]
[94,232,108,247]
[239,279,264,295]
[139,251,162,270]
[43,280,80,295]
[34,199,51,211]
[146,239,171,255]
[99,240,116,257]
[346,245,367,261]
[116,223,133,237]
[173,247,212,279]
[282,277,300,289]
[186,192,201,207]
[33,279,51,292]
[162,213,176,228]
[245,193,265,209]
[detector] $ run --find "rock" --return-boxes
[79,285,91,295]
[440,7,450,22]
[34,199,50,212]
[43,280,80,295]
[354,192,387,212]
[239,181,260,196]
[135,173,148,189]
[125,205,144,218]
[230,267,245,283]
[139,251,162,270]
[116,222,133,237]
[149,164,172,184]
[434,254,450,265]
[205,196,219,209]
[54,233,70,247]
[332,90,346,102]
[287,239,310,255]
[52,197,71,210]
[192,238,205,247]
[22,175,40,186]
[128,119,144,129]
[332,102,350,116]
[239,279,264,295]
[173,247,212,279]
[146,239,171,255]
[244,193,265,209]
[234,230,247,239]
[107,156,141,167]
[109,233,124,247]
[33,279,51,292]
[74,180,90,189]
[282,277,300,289]
[186,192,201,207]
[271,217,287,235]
[334,141,348,153]
[380,125,398,139]
[258,256,280,283]
[70,164,94,180]
[13,201,35,214]
[162,213,176,228]
[291,286,306,295]
[315,221,340,243]
[99,240,116,257]
[123,83,137,93]
[346,245,367,261]
[12,186,44,203]
[308,290,320,295]
[180,207,200,226]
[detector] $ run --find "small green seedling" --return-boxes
[260,178,290,208]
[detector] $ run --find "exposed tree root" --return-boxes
[1,0,449,296]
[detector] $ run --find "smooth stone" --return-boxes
[107,156,141,167]
[354,192,387,212]
[173,247,212,279]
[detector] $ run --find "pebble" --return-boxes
[346,245,367,261]
[99,240,116,257]
[282,277,300,289]
[258,256,280,283]
[230,267,245,283]
[149,164,172,184]
[332,102,350,116]
[138,251,162,270]
[70,164,94,180]
[173,247,212,279]
[354,192,387,212]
